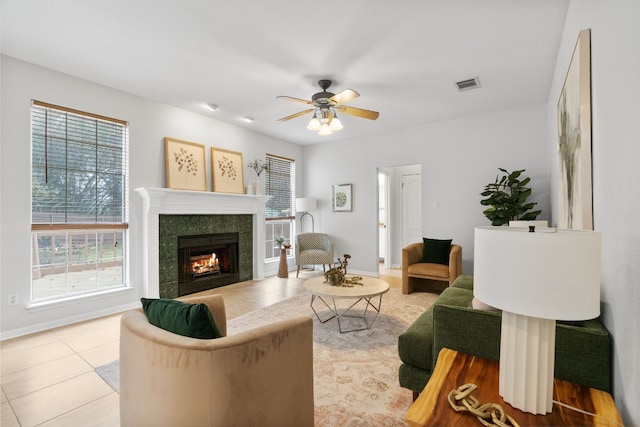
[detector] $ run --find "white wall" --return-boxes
[302,103,550,276]
[0,56,303,338]
[547,1,640,423]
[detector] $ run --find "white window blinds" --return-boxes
[265,154,295,219]
[31,101,128,226]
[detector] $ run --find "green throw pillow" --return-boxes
[141,298,223,339]
[422,238,452,265]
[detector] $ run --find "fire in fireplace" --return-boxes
[178,232,239,296]
[191,253,221,277]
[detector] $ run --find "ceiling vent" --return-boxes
[455,77,481,92]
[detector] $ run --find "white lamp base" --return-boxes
[499,312,556,414]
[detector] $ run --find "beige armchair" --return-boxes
[402,243,462,294]
[295,232,334,278]
[120,295,314,427]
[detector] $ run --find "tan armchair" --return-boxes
[295,232,334,278]
[402,243,462,294]
[120,295,314,427]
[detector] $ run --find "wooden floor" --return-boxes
[0,267,401,427]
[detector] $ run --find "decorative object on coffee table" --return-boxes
[211,147,244,194]
[164,137,207,191]
[323,255,357,287]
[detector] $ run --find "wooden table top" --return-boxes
[302,275,389,299]
[406,348,623,427]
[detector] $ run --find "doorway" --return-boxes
[378,172,390,268]
[377,165,422,272]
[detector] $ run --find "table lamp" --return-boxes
[295,197,317,232]
[473,226,601,414]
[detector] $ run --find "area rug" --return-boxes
[95,287,437,426]
[95,359,119,392]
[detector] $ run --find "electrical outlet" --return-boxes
[8,294,18,305]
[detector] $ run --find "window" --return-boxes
[264,154,295,260]
[31,101,129,302]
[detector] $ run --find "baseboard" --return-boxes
[0,301,140,341]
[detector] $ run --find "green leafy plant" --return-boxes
[480,168,542,226]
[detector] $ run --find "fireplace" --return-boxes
[178,233,239,296]
[135,187,269,299]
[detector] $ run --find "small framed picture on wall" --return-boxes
[332,183,352,212]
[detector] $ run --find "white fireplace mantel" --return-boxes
[135,187,270,298]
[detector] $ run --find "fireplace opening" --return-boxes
[178,233,239,296]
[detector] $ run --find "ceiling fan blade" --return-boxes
[337,105,380,120]
[329,89,359,105]
[277,109,315,122]
[276,95,313,105]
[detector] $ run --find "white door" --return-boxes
[402,173,422,247]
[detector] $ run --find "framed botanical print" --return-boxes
[164,137,207,191]
[332,183,352,212]
[211,147,245,194]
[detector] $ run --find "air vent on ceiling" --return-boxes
[455,77,481,92]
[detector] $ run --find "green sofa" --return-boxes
[398,275,611,396]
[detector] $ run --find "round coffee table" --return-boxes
[303,275,390,333]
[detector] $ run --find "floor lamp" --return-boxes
[296,197,316,232]
[473,226,601,414]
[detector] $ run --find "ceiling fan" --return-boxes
[277,79,379,135]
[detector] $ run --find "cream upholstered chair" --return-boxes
[120,295,314,427]
[295,232,334,278]
[402,243,462,294]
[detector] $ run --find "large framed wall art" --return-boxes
[211,147,245,194]
[557,29,593,230]
[164,137,207,191]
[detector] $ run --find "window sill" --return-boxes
[265,256,293,264]
[26,286,135,312]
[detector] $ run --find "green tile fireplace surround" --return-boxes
[158,214,253,298]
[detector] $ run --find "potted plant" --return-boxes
[480,168,542,226]
[275,236,285,248]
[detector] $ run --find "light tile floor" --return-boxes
[1,267,402,426]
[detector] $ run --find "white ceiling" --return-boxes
[1,0,569,145]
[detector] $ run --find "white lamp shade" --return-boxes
[473,226,601,321]
[295,197,317,213]
[307,117,321,131]
[329,116,343,131]
[318,123,333,135]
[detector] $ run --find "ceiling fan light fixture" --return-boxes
[318,123,333,136]
[320,109,331,124]
[277,79,379,136]
[329,113,343,131]
[307,114,321,131]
